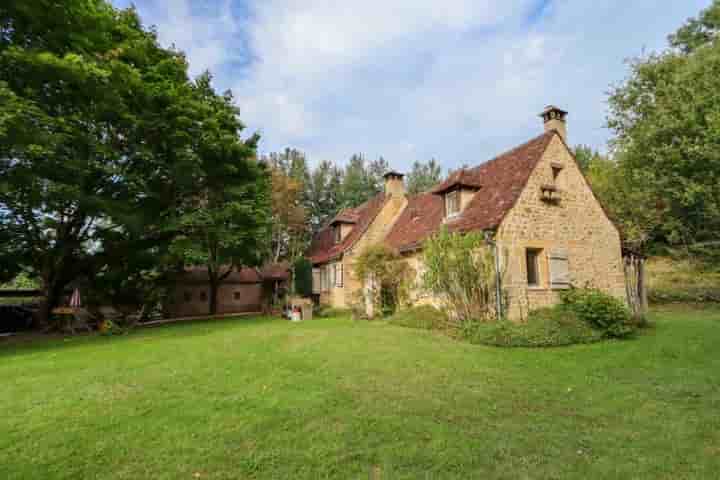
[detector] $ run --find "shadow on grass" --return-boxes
[0,315,284,360]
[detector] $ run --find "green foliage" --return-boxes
[306,160,344,233]
[421,227,501,323]
[572,145,603,173]
[465,307,603,348]
[406,159,443,194]
[0,0,220,322]
[387,306,447,330]
[669,0,720,53]
[560,288,635,338]
[293,257,313,297]
[0,272,39,290]
[585,153,664,252]
[354,244,415,317]
[608,2,720,247]
[315,307,352,318]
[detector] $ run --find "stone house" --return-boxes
[307,106,626,320]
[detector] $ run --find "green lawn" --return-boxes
[1,308,719,479]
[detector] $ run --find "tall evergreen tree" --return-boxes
[342,154,372,208]
[407,159,443,194]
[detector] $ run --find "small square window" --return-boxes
[199,291,207,301]
[526,249,542,287]
[445,190,460,218]
[234,292,241,301]
[183,291,192,302]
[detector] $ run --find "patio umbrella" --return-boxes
[69,288,82,309]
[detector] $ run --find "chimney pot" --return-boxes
[540,105,568,142]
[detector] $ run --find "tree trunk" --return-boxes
[638,257,648,315]
[209,279,219,316]
[40,277,63,328]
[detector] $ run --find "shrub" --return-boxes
[421,227,505,324]
[465,307,603,347]
[560,288,635,338]
[293,257,313,297]
[354,245,415,317]
[387,306,447,330]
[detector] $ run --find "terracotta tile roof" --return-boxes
[430,169,483,194]
[308,193,387,264]
[330,210,360,224]
[260,262,291,281]
[388,131,555,251]
[385,193,444,251]
[308,131,556,259]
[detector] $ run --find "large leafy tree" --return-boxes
[608,0,720,246]
[169,74,270,315]
[0,1,233,322]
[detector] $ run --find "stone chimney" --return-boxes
[383,171,405,197]
[540,105,568,142]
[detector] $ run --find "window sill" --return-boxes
[526,286,549,292]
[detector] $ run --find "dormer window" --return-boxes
[445,190,460,218]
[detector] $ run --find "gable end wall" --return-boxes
[497,135,626,320]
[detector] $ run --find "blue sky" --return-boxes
[112,0,712,172]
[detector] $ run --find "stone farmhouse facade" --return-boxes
[308,107,626,320]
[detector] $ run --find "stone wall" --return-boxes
[496,135,626,320]
[168,283,264,317]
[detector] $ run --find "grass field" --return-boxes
[1,307,719,479]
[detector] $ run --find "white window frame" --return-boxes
[445,190,460,218]
[335,263,344,287]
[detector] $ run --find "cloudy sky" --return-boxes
[112,0,711,171]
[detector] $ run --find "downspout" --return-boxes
[484,231,503,320]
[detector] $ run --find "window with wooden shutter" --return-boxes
[549,250,570,289]
[312,268,321,294]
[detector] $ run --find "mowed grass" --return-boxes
[1,308,719,479]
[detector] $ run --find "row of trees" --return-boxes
[0,1,269,320]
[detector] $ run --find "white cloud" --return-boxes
[116,0,715,171]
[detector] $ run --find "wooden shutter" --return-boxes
[549,250,570,288]
[312,268,321,294]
